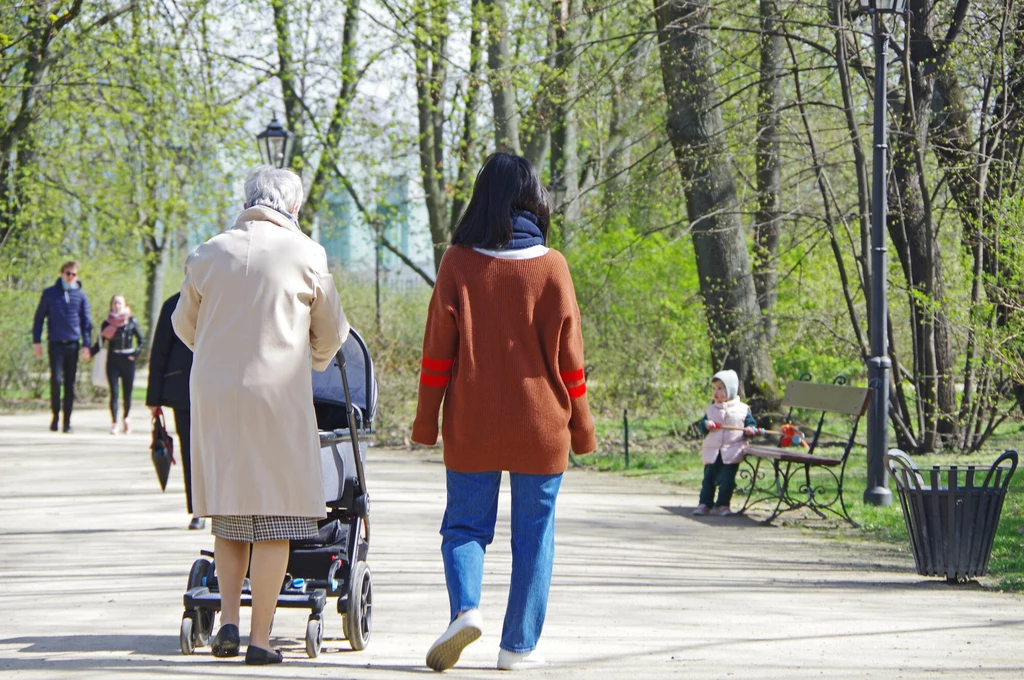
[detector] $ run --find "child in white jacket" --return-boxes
[693,370,758,516]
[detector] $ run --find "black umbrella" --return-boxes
[151,411,176,491]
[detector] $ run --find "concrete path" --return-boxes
[0,407,1021,679]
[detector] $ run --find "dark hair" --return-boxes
[450,153,550,248]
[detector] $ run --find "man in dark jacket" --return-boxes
[32,260,93,433]
[146,291,202,529]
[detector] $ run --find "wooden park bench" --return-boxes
[736,377,871,526]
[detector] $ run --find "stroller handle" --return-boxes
[336,346,370,542]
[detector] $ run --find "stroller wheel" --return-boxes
[186,557,215,647]
[195,608,214,647]
[179,614,196,655]
[343,561,372,651]
[305,615,323,658]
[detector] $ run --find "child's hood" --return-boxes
[712,369,739,400]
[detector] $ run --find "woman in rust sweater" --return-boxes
[412,152,596,672]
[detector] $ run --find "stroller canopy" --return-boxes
[312,328,377,431]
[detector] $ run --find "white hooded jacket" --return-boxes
[700,369,750,465]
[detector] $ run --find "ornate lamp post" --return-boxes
[256,112,295,169]
[853,0,907,506]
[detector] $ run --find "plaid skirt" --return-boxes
[211,515,320,543]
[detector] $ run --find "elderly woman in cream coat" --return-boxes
[172,166,349,666]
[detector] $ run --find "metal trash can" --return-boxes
[885,449,1018,582]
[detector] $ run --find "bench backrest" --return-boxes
[782,381,870,416]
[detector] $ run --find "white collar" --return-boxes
[472,245,550,260]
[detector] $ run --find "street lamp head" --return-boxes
[256,112,295,169]
[853,0,907,14]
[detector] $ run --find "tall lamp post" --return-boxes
[854,0,906,506]
[256,112,295,169]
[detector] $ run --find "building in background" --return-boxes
[315,174,433,287]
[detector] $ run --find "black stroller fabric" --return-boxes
[312,329,377,431]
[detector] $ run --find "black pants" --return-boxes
[173,407,194,514]
[48,341,79,424]
[699,453,740,507]
[106,352,137,421]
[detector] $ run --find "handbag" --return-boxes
[150,411,176,491]
[90,347,108,388]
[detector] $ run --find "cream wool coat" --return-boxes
[171,205,349,518]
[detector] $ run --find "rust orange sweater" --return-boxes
[411,246,597,474]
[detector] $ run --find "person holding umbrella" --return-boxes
[146,285,202,530]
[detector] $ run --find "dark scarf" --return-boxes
[507,211,545,250]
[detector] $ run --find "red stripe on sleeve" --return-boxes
[567,383,587,399]
[422,356,455,372]
[420,373,451,388]
[560,368,585,384]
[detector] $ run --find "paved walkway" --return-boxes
[0,407,1022,679]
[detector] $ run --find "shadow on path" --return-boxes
[0,635,432,676]
[660,505,765,527]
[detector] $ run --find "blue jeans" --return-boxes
[440,470,563,653]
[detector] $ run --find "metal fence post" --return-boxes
[623,408,629,469]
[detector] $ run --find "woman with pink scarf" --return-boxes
[96,295,144,434]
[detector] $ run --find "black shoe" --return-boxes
[245,645,283,665]
[188,517,206,530]
[50,416,59,432]
[62,424,73,434]
[211,624,240,658]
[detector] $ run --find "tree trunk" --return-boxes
[654,0,779,410]
[886,0,962,450]
[753,0,782,341]
[603,35,648,211]
[522,19,554,172]
[414,0,450,271]
[0,5,83,250]
[484,0,520,153]
[142,225,172,358]
[450,0,484,232]
[549,0,582,240]
[272,0,306,174]
[298,0,361,236]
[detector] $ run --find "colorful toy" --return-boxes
[718,423,810,450]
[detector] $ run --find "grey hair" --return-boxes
[244,165,304,215]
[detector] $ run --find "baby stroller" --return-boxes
[179,329,377,657]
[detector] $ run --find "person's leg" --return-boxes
[715,462,741,508]
[107,355,121,425]
[121,357,136,420]
[427,470,499,671]
[47,343,63,426]
[440,470,501,621]
[698,459,721,507]
[500,472,562,654]
[61,343,78,429]
[173,407,195,516]
[213,535,251,630]
[248,539,289,651]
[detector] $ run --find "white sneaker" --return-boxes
[109,424,119,435]
[426,609,483,672]
[497,648,546,671]
[122,419,131,435]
